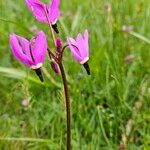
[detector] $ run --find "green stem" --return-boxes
[59,62,71,150]
[44,9,56,48]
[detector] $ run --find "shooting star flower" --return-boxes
[67,29,90,75]
[25,0,60,33]
[10,31,47,81]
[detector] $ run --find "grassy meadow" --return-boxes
[0,0,150,149]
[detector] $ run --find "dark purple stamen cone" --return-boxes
[35,68,44,82]
[83,62,90,75]
[52,23,59,34]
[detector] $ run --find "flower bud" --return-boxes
[50,59,60,74]
[56,38,62,53]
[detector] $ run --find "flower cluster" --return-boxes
[10,0,90,81]
[9,1,91,149]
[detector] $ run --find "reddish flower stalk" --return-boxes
[46,29,90,150]
[45,14,71,150]
[59,61,71,150]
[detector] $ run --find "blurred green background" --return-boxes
[0,0,150,149]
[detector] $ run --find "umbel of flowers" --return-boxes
[9,0,90,149]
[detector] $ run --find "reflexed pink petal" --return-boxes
[25,0,47,23]
[32,31,47,64]
[67,37,83,63]
[84,30,88,40]
[10,34,33,66]
[84,29,89,47]
[83,29,89,57]
[76,31,89,59]
[48,0,60,24]
[76,33,87,57]
[67,30,89,64]
[68,37,78,47]
[16,35,31,59]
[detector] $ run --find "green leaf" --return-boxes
[0,67,61,88]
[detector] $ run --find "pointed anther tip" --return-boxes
[39,74,44,82]
[87,70,91,75]
[83,62,91,76]
[86,68,91,75]
[34,68,44,82]
[52,23,59,34]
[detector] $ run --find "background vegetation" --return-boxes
[0,0,150,149]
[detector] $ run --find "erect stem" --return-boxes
[48,22,56,47]
[44,8,71,149]
[59,62,71,150]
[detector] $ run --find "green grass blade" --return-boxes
[97,107,112,149]
[0,18,32,34]
[71,7,81,32]
[129,31,150,45]
[0,137,59,147]
[0,67,61,88]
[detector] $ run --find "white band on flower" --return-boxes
[31,63,43,69]
[52,19,58,25]
[80,57,89,64]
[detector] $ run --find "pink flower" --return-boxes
[25,0,60,25]
[67,29,89,64]
[122,25,134,32]
[124,54,135,63]
[10,31,47,70]
[21,99,30,107]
